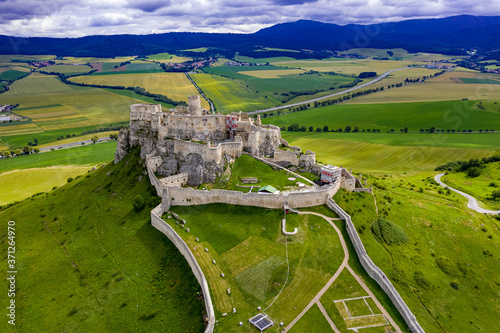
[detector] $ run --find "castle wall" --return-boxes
[173,139,223,163]
[160,173,189,187]
[273,150,299,166]
[327,199,424,333]
[299,153,315,166]
[130,104,161,121]
[340,168,356,191]
[220,141,243,158]
[159,114,226,142]
[166,182,339,209]
[151,204,215,333]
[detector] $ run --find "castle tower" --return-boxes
[188,95,202,116]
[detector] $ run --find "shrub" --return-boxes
[371,217,408,244]
[450,282,459,290]
[436,257,460,276]
[67,177,74,183]
[467,167,481,177]
[133,195,146,211]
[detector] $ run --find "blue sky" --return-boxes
[1,0,500,37]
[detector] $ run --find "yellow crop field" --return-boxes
[146,53,192,63]
[271,58,425,75]
[0,66,31,74]
[56,56,136,64]
[0,123,42,136]
[237,69,305,78]
[69,73,209,108]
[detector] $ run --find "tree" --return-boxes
[467,167,481,177]
[3,151,10,158]
[109,133,118,140]
[34,138,38,145]
[323,125,329,132]
[404,126,408,133]
[300,125,307,132]
[23,145,32,155]
[345,126,351,133]
[353,126,359,132]
[316,127,322,132]
[91,136,99,144]
[33,148,40,154]
[429,126,436,133]
[308,126,313,132]
[14,149,21,156]
[287,123,299,131]
[133,195,146,211]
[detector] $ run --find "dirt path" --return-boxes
[284,211,401,333]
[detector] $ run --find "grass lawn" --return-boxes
[281,132,499,174]
[0,149,205,332]
[333,173,500,333]
[442,161,500,210]
[262,100,500,132]
[167,205,345,331]
[288,304,334,332]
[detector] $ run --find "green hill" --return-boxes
[0,149,204,332]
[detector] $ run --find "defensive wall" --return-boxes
[160,173,189,187]
[151,204,215,333]
[326,198,424,333]
[170,138,243,164]
[272,149,316,167]
[165,181,340,209]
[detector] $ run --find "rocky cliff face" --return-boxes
[114,128,129,164]
[157,152,224,186]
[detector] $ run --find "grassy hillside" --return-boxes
[333,175,500,332]
[0,149,205,332]
[442,161,500,210]
[262,100,500,132]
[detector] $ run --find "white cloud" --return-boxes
[0,0,499,37]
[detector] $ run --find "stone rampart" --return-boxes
[167,182,339,209]
[151,204,215,333]
[326,198,424,333]
[340,168,356,191]
[273,150,299,166]
[173,139,222,163]
[147,164,163,196]
[160,173,189,187]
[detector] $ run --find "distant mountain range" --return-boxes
[1,15,500,58]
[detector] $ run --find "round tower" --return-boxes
[188,95,202,116]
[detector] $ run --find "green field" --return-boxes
[280,132,499,174]
[190,73,272,113]
[0,69,30,81]
[41,64,93,75]
[0,165,91,205]
[442,161,500,210]
[146,53,192,63]
[0,73,172,148]
[334,172,500,332]
[288,304,334,332]
[69,72,208,108]
[0,149,205,332]
[167,204,345,331]
[262,100,500,132]
[0,140,116,173]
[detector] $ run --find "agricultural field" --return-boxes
[190,73,272,113]
[334,171,500,332]
[181,47,208,52]
[280,132,499,174]
[69,72,208,107]
[0,150,205,332]
[338,48,462,62]
[0,73,173,148]
[166,204,348,331]
[40,64,93,75]
[146,52,192,63]
[345,69,500,104]
[0,65,31,81]
[442,161,500,210]
[262,100,500,132]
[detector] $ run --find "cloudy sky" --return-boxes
[1,0,500,37]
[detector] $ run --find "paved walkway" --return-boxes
[435,173,500,214]
[284,211,401,333]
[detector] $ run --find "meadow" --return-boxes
[333,171,500,332]
[337,48,462,62]
[280,132,499,174]
[442,161,500,210]
[146,52,192,63]
[167,204,347,331]
[69,72,209,107]
[0,149,205,332]
[263,99,500,132]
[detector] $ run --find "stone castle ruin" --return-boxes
[115,95,318,186]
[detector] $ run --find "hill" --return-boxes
[0,148,205,332]
[3,15,500,57]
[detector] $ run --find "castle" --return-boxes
[115,95,318,186]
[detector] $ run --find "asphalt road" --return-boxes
[39,137,112,152]
[435,173,500,214]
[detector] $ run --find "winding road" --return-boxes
[435,173,500,214]
[248,67,414,115]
